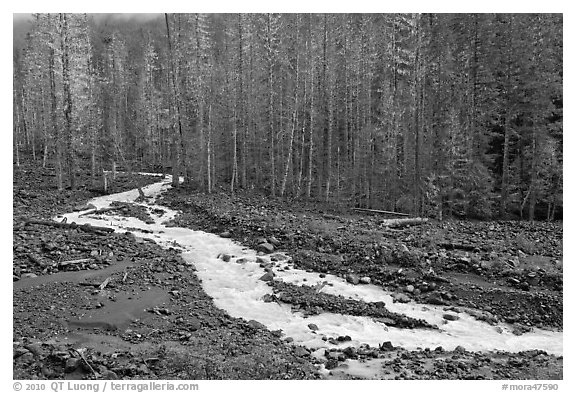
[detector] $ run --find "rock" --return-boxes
[102,370,119,380]
[219,231,232,238]
[90,250,99,257]
[406,284,415,293]
[259,271,274,282]
[74,203,96,212]
[426,294,448,306]
[269,236,281,246]
[16,352,34,364]
[359,277,371,285]
[21,273,38,279]
[65,358,80,373]
[336,335,351,342]
[270,253,288,261]
[13,347,29,359]
[256,243,275,254]
[256,257,267,264]
[307,323,319,331]
[262,294,275,303]
[188,317,201,331]
[443,313,459,321]
[507,258,520,268]
[293,347,310,357]
[454,345,466,353]
[325,359,339,370]
[285,337,294,343]
[41,366,54,378]
[221,254,231,262]
[247,320,267,330]
[235,258,248,264]
[380,341,395,351]
[343,346,357,358]
[393,293,411,303]
[400,244,409,253]
[346,274,360,285]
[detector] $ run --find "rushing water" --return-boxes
[57,175,562,376]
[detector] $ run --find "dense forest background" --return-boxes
[12,13,563,220]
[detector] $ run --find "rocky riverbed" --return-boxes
[13,164,563,380]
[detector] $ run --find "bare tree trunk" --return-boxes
[266,14,276,196]
[48,46,63,191]
[14,89,21,167]
[60,13,76,190]
[231,107,238,193]
[40,86,49,168]
[306,41,315,199]
[326,63,333,202]
[165,13,186,186]
[207,103,212,193]
[281,15,300,197]
[500,111,511,217]
[528,124,537,221]
[296,38,307,196]
[237,14,247,189]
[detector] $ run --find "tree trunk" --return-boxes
[207,103,212,193]
[324,15,332,202]
[60,13,76,190]
[14,88,21,166]
[266,14,276,196]
[231,107,238,193]
[48,46,63,191]
[500,111,511,217]
[165,13,186,186]
[281,15,300,197]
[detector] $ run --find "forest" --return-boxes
[12,13,563,220]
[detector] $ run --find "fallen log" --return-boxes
[24,219,114,234]
[352,208,409,217]
[380,217,428,228]
[79,205,126,217]
[438,242,478,252]
[59,258,93,267]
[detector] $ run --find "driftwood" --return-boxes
[79,205,126,217]
[439,242,478,252]
[59,258,92,267]
[99,277,111,290]
[380,217,428,228]
[352,208,409,217]
[24,219,114,234]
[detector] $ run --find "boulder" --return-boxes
[380,341,395,351]
[393,293,411,303]
[346,274,360,285]
[269,236,281,246]
[443,313,459,321]
[259,271,274,282]
[256,243,275,254]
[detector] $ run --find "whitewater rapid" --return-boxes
[57,175,562,376]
